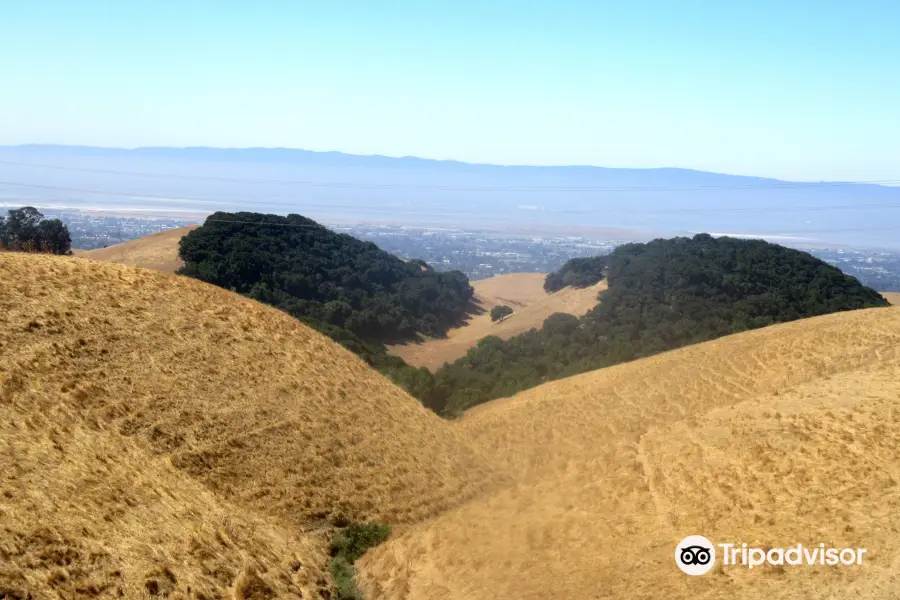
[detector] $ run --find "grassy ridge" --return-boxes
[178,217,888,417]
[431,234,889,413]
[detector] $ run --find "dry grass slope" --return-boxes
[77,232,604,372]
[0,253,496,599]
[359,305,900,600]
[468,272,550,308]
[879,291,900,306]
[11,247,900,599]
[76,225,199,273]
[389,273,606,371]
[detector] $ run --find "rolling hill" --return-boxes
[178,212,473,343]
[388,273,607,371]
[71,226,605,372]
[7,248,900,598]
[430,234,889,414]
[0,253,495,599]
[75,225,198,272]
[359,306,900,599]
[880,291,900,305]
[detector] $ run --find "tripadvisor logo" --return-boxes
[675,535,867,575]
[675,535,716,575]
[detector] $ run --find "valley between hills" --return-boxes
[4,223,900,599]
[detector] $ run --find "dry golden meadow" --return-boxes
[0,253,495,599]
[74,232,605,371]
[388,273,607,371]
[74,226,199,273]
[360,304,900,599]
[879,291,900,306]
[5,243,900,599]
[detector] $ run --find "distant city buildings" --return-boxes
[51,209,900,291]
[330,223,625,280]
[809,248,900,292]
[47,210,198,250]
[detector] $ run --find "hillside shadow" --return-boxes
[388,297,488,347]
[447,297,487,330]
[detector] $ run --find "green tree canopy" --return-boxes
[0,207,71,255]
[178,212,474,343]
[176,212,476,413]
[544,255,608,292]
[36,219,73,255]
[432,234,888,414]
[490,305,514,322]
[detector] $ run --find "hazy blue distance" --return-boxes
[1,2,899,182]
[1,145,898,249]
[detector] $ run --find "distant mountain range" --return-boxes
[0,143,817,183]
[1,144,898,249]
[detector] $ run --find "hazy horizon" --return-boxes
[3,144,900,251]
[3,2,899,182]
[4,143,898,185]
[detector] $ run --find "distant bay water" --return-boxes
[1,145,898,249]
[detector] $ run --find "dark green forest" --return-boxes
[178,212,474,342]
[0,207,72,255]
[177,218,888,418]
[543,255,608,292]
[430,234,888,414]
[177,212,471,407]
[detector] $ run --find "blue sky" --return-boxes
[1,1,898,181]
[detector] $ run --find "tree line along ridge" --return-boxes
[177,215,888,418]
[0,206,72,255]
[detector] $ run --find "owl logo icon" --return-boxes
[675,536,716,575]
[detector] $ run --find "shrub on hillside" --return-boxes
[330,522,391,600]
[490,305,514,322]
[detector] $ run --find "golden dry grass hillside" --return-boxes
[880,291,900,305]
[359,305,900,600]
[11,247,900,600]
[388,273,606,371]
[0,252,497,599]
[467,272,549,307]
[75,231,605,372]
[74,225,198,273]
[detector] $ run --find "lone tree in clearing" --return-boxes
[490,305,514,322]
